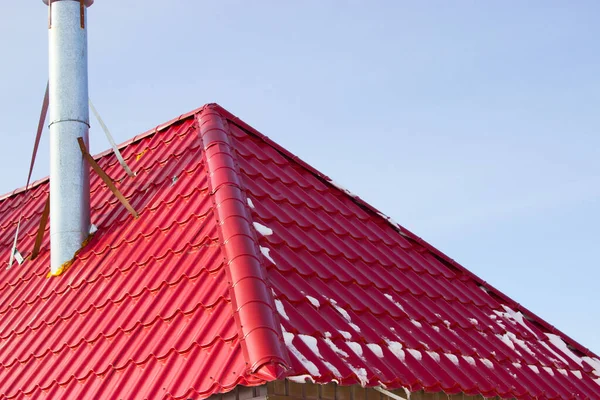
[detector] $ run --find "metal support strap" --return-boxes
[77,137,139,218]
[89,98,135,177]
[31,197,50,261]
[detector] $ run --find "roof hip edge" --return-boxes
[196,106,290,380]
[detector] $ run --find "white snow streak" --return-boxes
[384,293,405,311]
[306,295,321,308]
[347,342,364,358]
[259,246,275,264]
[339,331,353,340]
[462,355,476,366]
[275,299,289,321]
[427,351,441,362]
[410,319,422,328]
[480,358,494,369]
[253,222,273,236]
[385,339,406,362]
[367,343,384,358]
[406,349,422,361]
[528,365,540,374]
[324,338,349,358]
[444,353,459,365]
[246,198,255,209]
[283,331,321,377]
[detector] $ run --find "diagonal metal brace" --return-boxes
[77,137,139,219]
[30,196,51,261]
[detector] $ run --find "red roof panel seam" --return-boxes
[196,106,290,380]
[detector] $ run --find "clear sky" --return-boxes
[1,1,599,354]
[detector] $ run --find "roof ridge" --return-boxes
[212,104,600,362]
[196,105,290,381]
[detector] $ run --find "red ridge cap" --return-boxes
[196,106,290,378]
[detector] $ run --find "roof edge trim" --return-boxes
[197,105,290,379]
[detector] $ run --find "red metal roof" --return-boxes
[0,103,598,399]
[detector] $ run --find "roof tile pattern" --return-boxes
[0,104,597,399]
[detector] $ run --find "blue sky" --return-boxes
[1,1,599,355]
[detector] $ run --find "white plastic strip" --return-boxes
[89,98,135,177]
[7,219,21,269]
[374,386,409,400]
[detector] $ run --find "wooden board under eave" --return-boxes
[205,381,511,400]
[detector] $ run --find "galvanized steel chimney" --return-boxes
[43,0,94,274]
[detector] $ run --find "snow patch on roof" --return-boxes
[406,348,422,361]
[468,318,478,325]
[384,339,405,362]
[324,331,332,339]
[445,353,459,365]
[572,370,583,379]
[329,298,361,332]
[501,305,537,337]
[339,330,352,340]
[288,375,315,383]
[259,246,275,264]
[542,366,554,376]
[384,293,405,311]
[299,334,322,358]
[274,298,289,321]
[481,358,494,369]
[253,222,273,236]
[462,355,476,366]
[546,333,583,367]
[427,351,441,362]
[306,295,320,308]
[246,198,255,209]
[324,338,349,358]
[410,319,422,328]
[348,366,369,386]
[367,343,384,358]
[347,342,364,358]
[283,330,321,377]
[583,357,600,378]
[432,325,440,332]
[528,365,540,374]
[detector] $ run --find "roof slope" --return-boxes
[0,104,598,399]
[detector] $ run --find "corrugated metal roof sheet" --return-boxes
[0,104,598,399]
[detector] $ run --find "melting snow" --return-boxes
[572,370,583,379]
[259,246,275,264]
[283,330,321,377]
[349,323,361,332]
[299,335,322,358]
[542,367,554,376]
[247,198,255,209]
[306,295,321,308]
[445,353,459,365]
[462,356,476,366]
[443,320,451,328]
[432,325,440,332]
[410,319,422,328]
[347,342,364,357]
[367,343,384,358]
[324,338,349,358]
[384,293,405,311]
[546,333,583,366]
[583,357,600,377]
[288,375,314,383]
[481,358,494,369]
[468,318,478,325]
[427,351,441,362]
[501,305,537,336]
[512,362,522,369]
[558,368,568,376]
[339,331,353,340]
[528,365,540,374]
[385,339,406,361]
[253,222,273,236]
[406,349,422,361]
[350,366,369,386]
[324,331,332,339]
[330,180,359,198]
[274,299,289,321]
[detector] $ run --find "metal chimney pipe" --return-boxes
[44,0,94,275]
